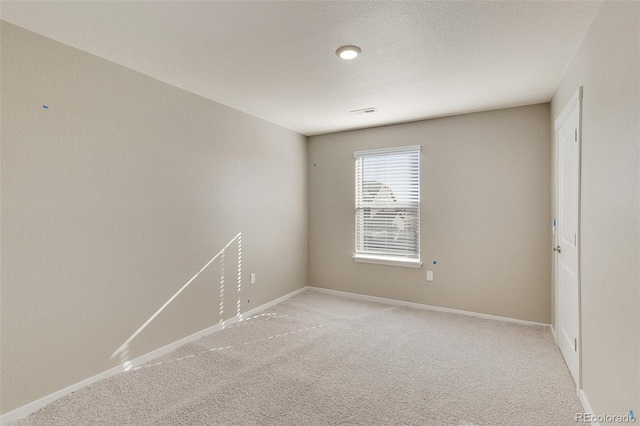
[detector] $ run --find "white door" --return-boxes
[555,88,581,386]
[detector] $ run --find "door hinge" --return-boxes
[574,338,577,352]
[575,129,578,142]
[574,233,577,245]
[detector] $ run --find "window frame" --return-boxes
[352,145,422,268]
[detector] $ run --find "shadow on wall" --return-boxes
[110,232,243,370]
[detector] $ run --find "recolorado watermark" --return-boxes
[576,410,636,423]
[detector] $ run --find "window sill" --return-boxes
[353,255,422,268]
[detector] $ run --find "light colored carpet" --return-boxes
[14,290,584,425]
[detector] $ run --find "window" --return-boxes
[354,145,421,268]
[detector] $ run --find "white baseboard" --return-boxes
[308,286,550,327]
[551,325,557,343]
[579,389,599,425]
[0,286,308,426]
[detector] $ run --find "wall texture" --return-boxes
[550,1,640,415]
[308,104,551,324]
[0,22,307,414]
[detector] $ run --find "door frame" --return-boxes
[554,86,583,393]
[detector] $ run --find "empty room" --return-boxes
[1,1,638,425]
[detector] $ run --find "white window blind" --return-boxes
[354,146,420,260]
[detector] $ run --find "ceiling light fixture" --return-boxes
[336,45,361,60]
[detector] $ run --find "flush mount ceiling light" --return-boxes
[336,45,361,60]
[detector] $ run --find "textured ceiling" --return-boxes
[1,1,602,136]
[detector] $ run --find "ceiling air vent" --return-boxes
[350,107,378,115]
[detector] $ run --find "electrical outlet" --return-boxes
[426,270,434,281]
[250,273,256,285]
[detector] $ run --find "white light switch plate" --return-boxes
[250,273,256,285]
[426,271,434,281]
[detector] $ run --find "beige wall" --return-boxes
[309,104,551,324]
[550,1,640,415]
[0,22,307,414]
